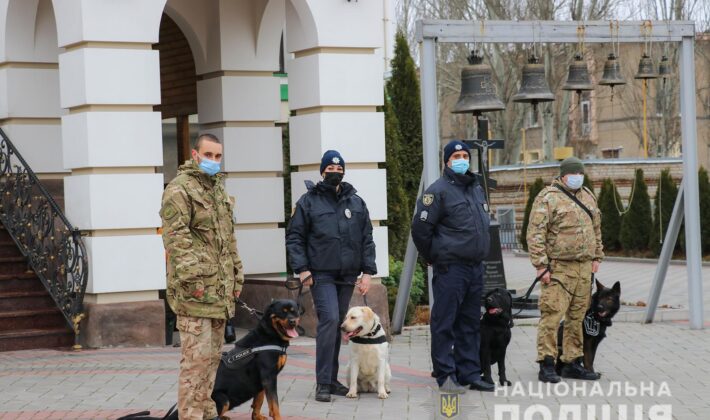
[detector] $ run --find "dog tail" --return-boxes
[116,403,177,420]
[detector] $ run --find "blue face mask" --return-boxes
[197,155,221,176]
[450,158,470,175]
[565,174,584,190]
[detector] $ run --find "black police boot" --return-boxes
[538,356,561,383]
[315,383,331,402]
[330,380,349,396]
[468,377,495,392]
[560,358,601,380]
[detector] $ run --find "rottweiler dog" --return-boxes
[479,287,514,386]
[118,299,301,420]
[557,279,620,375]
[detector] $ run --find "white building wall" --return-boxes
[53,0,168,299]
[286,0,389,277]
[0,0,65,175]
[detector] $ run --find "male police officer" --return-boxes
[411,140,493,393]
[526,156,602,383]
[160,133,244,420]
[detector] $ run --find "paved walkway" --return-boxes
[1,321,709,419]
[1,254,709,419]
[503,251,710,319]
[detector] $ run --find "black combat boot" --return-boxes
[315,383,331,402]
[560,358,601,380]
[538,356,561,383]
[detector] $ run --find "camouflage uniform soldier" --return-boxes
[526,157,602,383]
[160,133,244,420]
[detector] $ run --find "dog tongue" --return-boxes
[286,328,299,338]
[488,308,500,315]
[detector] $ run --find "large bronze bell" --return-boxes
[634,53,658,79]
[512,55,555,105]
[562,53,593,93]
[599,53,626,87]
[452,51,505,115]
[658,55,672,79]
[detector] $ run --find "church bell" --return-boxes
[598,53,626,88]
[512,55,555,106]
[634,53,658,79]
[452,51,505,115]
[658,55,672,79]
[562,54,593,94]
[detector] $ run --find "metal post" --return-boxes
[392,176,424,334]
[420,37,440,308]
[679,36,704,330]
[644,182,684,323]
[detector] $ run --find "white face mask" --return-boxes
[565,174,584,190]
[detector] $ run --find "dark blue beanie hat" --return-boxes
[443,140,471,164]
[320,150,345,174]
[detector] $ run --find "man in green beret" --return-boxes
[526,156,603,383]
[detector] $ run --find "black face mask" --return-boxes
[323,171,344,187]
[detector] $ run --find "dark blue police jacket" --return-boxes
[286,180,377,276]
[411,167,491,265]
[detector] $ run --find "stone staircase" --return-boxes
[0,225,73,352]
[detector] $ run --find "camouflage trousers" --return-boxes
[177,315,226,420]
[536,260,592,363]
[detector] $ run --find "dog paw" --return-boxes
[482,377,494,385]
[250,414,266,420]
[500,380,512,386]
[346,391,358,398]
[378,391,389,399]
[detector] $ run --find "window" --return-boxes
[581,100,591,135]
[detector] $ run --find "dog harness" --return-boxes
[221,345,288,370]
[350,323,387,344]
[583,313,601,337]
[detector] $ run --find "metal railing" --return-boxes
[0,128,88,342]
[498,223,523,250]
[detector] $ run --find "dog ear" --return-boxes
[363,307,375,322]
[612,281,620,293]
[595,278,605,291]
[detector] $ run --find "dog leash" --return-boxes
[285,274,370,315]
[235,297,264,318]
[512,266,590,317]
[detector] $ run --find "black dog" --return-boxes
[118,299,301,420]
[479,287,513,386]
[557,279,620,375]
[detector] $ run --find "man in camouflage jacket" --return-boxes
[526,157,602,383]
[160,133,244,420]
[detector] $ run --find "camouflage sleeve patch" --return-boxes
[162,203,178,221]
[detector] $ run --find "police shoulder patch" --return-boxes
[422,194,434,206]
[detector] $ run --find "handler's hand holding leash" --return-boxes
[537,266,552,285]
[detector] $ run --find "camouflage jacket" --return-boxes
[160,160,244,319]
[526,178,604,268]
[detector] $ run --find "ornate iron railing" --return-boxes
[0,128,88,342]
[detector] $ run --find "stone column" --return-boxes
[54,0,168,347]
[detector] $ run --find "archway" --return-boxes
[153,13,199,184]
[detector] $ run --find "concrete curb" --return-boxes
[399,308,710,330]
[511,250,710,267]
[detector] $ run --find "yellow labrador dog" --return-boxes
[340,306,392,399]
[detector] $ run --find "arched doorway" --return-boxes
[153,13,199,184]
